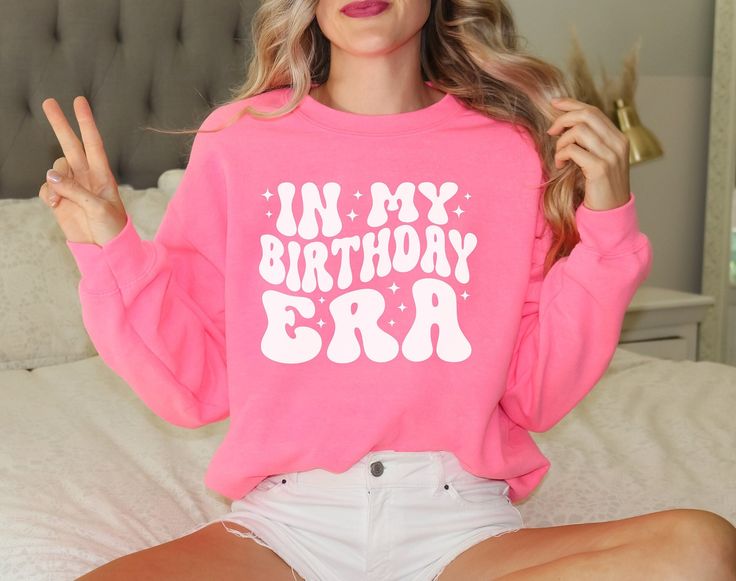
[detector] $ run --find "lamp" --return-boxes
[613,98,664,165]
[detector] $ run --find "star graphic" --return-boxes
[265,210,273,218]
[464,192,472,200]
[316,319,326,328]
[347,209,358,221]
[453,205,465,218]
[354,190,363,199]
[460,290,470,300]
[388,319,396,326]
[388,282,400,294]
[318,296,325,304]
[262,188,274,201]
[397,302,407,312]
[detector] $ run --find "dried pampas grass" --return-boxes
[566,25,642,119]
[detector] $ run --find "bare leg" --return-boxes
[437,508,736,581]
[494,538,709,580]
[76,522,306,581]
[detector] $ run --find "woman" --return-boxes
[40,0,736,578]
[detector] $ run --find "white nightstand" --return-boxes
[618,286,715,361]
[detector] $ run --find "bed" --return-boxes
[2,1,735,580]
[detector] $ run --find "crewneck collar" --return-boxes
[288,81,465,135]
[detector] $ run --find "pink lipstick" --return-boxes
[340,0,390,18]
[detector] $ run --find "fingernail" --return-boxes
[47,169,62,183]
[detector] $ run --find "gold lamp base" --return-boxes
[614,98,663,165]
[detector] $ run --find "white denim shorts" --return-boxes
[184,450,524,581]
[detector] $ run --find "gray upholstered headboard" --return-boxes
[0,0,258,199]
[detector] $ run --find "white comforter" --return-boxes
[2,347,734,579]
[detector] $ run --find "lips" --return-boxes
[340,0,390,17]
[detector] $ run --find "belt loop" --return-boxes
[364,453,372,491]
[431,451,446,492]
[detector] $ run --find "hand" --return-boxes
[39,96,128,245]
[546,97,632,211]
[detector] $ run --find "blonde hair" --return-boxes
[145,0,584,275]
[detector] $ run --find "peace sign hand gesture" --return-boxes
[39,96,128,246]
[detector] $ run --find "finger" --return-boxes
[554,121,618,164]
[39,181,60,209]
[555,142,605,179]
[547,104,616,138]
[547,109,613,139]
[46,170,103,211]
[73,96,113,180]
[39,181,52,204]
[52,156,74,179]
[550,97,588,110]
[41,98,90,178]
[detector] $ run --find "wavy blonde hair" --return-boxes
[145,0,584,275]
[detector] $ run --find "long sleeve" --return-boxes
[499,186,653,433]
[65,117,229,428]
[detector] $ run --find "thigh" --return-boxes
[437,508,688,580]
[76,522,305,581]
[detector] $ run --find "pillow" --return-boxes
[0,169,184,371]
[156,168,185,197]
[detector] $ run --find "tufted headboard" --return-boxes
[0,0,257,199]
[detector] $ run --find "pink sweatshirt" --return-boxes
[66,83,653,503]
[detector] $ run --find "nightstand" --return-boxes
[618,286,715,361]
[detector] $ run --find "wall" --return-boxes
[510,0,716,293]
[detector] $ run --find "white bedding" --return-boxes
[2,346,735,580]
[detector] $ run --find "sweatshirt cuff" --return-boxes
[66,214,155,294]
[575,192,646,256]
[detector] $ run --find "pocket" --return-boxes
[444,477,510,508]
[254,474,290,493]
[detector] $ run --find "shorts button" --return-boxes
[370,461,384,477]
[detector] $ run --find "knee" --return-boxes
[662,509,736,580]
